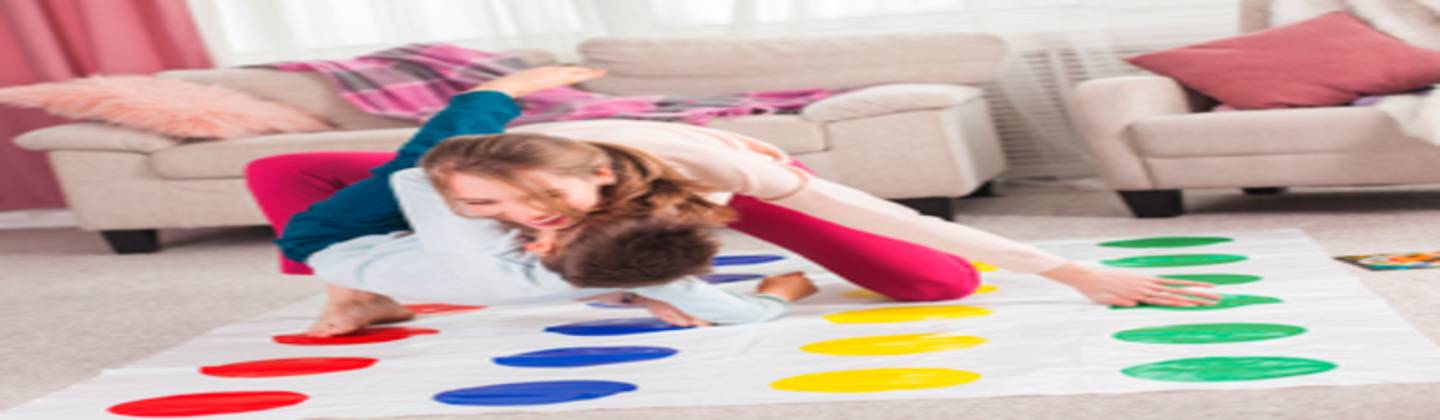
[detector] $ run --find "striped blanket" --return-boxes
[270,44,838,126]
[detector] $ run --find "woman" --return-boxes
[251,66,815,336]
[249,66,1220,336]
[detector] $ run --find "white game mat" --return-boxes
[5,229,1439,418]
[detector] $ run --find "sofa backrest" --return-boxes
[156,48,557,131]
[1240,0,1274,33]
[576,33,1007,96]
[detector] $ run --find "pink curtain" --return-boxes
[0,0,213,211]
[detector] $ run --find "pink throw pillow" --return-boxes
[0,76,332,139]
[1126,12,1440,110]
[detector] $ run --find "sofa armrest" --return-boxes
[1071,76,1204,190]
[802,84,984,123]
[14,123,181,154]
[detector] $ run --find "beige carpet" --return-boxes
[4,185,1440,420]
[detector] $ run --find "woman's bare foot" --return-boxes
[305,285,415,337]
[757,272,819,302]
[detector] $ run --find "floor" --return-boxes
[4,185,1440,420]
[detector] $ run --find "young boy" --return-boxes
[307,168,818,327]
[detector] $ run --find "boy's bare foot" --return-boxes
[305,286,415,337]
[757,272,819,302]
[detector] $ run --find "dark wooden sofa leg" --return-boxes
[963,181,997,198]
[1118,190,1184,218]
[894,197,957,220]
[1242,187,1288,196]
[100,229,160,254]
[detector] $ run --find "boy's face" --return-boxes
[444,168,615,231]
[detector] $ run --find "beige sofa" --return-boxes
[16,33,1010,253]
[1071,0,1440,218]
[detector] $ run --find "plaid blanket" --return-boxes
[270,43,839,126]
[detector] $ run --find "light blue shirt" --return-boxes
[308,168,789,325]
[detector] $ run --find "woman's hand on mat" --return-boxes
[756,271,819,302]
[1041,263,1223,307]
[469,66,607,98]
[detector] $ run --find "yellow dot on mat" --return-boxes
[842,285,997,301]
[822,305,991,324]
[800,333,987,356]
[973,261,999,272]
[771,368,981,393]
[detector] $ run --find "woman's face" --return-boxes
[444,168,614,231]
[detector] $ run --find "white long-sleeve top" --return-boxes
[511,120,1071,274]
[309,168,790,325]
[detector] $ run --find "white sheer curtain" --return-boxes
[186,0,607,66]
[187,0,1241,181]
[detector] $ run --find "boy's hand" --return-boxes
[1041,263,1222,307]
[756,271,819,302]
[637,296,712,327]
[468,66,607,98]
[577,293,712,327]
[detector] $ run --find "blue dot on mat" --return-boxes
[544,318,693,336]
[712,254,784,266]
[493,346,679,368]
[434,380,637,406]
[702,273,765,284]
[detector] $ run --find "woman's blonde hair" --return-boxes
[419,132,737,226]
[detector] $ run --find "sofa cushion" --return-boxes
[1127,12,1440,109]
[1131,107,1429,158]
[0,75,334,139]
[705,115,827,154]
[578,33,1006,96]
[159,69,417,132]
[803,84,984,122]
[150,128,416,180]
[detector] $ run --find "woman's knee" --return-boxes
[882,263,980,301]
[245,153,312,181]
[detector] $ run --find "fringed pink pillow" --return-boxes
[0,76,333,139]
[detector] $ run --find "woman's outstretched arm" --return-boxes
[767,177,1224,307]
[620,126,1225,308]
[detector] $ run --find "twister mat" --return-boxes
[5,229,1440,418]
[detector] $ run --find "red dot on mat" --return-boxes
[108,391,307,417]
[271,327,439,346]
[199,357,378,378]
[404,303,486,315]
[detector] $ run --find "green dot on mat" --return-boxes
[1099,236,1234,248]
[1101,254,1247,268]
[1158,273,1263,286]
[1122,356,1336,382]
[1111,294,1283,311]
[1113,323,1306,344]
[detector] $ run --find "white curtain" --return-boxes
[187,0,1242,181]
[186,0,607,66]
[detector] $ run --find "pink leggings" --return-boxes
[245,152,978,301]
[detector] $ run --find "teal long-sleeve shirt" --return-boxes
[276,91,520,263]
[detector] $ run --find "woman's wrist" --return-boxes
[1038,262,1096,287]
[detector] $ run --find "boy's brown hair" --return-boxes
[542,217,719,289]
